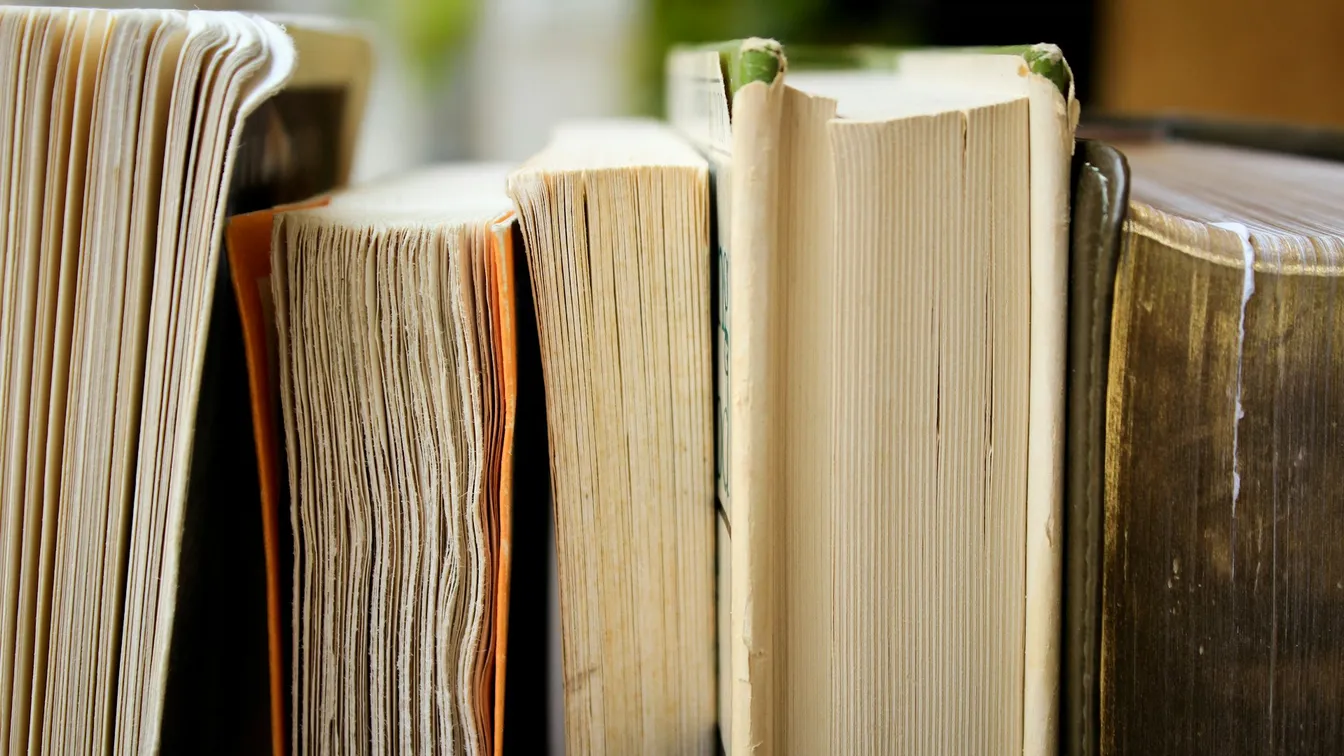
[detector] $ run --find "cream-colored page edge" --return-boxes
[882,51,1078,754]
[1019,70,1075,756]
[10,11,78,753]
[666,49,739,753]
[143,12,296,753]
[0,9,46,752]
[113,15,234,749]
[29,12,108,754]
[725,75,787,756]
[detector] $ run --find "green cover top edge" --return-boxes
[1017,43,1073,98]
[676,38,786,95]
[672,40,1071,99]
[794,42,1072,98]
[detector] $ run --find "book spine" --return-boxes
[723,44,786,756]
[1021,57,1077,756]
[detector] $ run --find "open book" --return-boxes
[0,7,368,754]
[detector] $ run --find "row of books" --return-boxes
[1,7,1341,755]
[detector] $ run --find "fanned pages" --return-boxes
[667,41,1077,753]
[508,121,715,753]
[271,165,516,756]
[0,7,370,754]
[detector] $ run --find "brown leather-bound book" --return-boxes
[1061,139,1130,756]
[1065,122,1344,755]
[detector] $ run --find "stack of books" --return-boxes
[1,7,1342,755]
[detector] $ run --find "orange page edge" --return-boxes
[225,196,329,756]
[488,212,519,756]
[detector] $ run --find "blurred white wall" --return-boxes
[466,0,639,161]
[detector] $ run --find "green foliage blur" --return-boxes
[351,0,920,114]
[637,0,921,115]
[355,0,478,81]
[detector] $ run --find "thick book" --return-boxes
[261,166,524,755]
[227,164,555,756]
[0,7,370,754]
[507,121,718,753]
[1063,126,1344,756]
[667,40,1078,754]
[235,122,714,754]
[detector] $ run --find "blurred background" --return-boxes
[21,0,1344,181]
